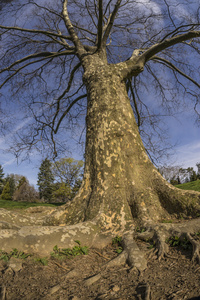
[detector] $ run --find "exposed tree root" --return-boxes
[136,282,151,300]
[0,286,6,300]
[84,217,200,287]
[185,232,200,263]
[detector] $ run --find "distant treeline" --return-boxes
[0,157,83,203]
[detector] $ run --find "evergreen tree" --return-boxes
[1,181,12,201]
[37,158,54,202]
[0,164,4,194]
[4,174,15,199]
[190,170,198,182]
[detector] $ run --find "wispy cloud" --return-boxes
[0,117,32,148]
[175,140,200,168]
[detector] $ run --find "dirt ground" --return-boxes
[0,238,200,300]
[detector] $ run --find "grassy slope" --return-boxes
[175,180,200,192]
[0,200,64,209]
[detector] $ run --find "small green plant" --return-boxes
[112,236,122,245]
[161,219,173,223]
[147,240,155,249]
[112,236,123,254]
[136,226,146,233]
[166,236,191,250]
[34,257,48,266]
[0,250,10,262]
[50,241,89,259]
[0,249,31,262]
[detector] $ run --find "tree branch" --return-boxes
[0,50,75,74]
[0,56,54,89]
[54,94,87,134]
[51,62,82,131]
[0,25,72,41]
[142,30,200,62]
[28,1,63,19]
[159,24,200,43]
[97,0,103,49]
[102,0,122,47]
[62,0,86,57]
[152,56,200,89]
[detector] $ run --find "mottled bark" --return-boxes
[47,54,200,230]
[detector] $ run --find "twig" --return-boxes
[49,261,70,271]
[92,250,110,260]
[0,286,6,300]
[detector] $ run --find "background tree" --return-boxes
[16,176,27,190]
[0,0,200,268]
[13,177,39,202]
[0,164,4,194]
[159,165,182,183]
[190,170,198,182]
[37,158,54,202]
[159,166,200,184]
[4,174,16,200]
[1,181,11,201]
[52,157,83,202]
[52,182,71,203]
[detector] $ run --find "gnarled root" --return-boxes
[136,282,151,300]
[122,231,147,270]
[184,232,200,263]
[104,217,200,280]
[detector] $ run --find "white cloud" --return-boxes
[175,141,200,169]
[2,158,16,167]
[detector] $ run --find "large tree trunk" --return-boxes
[50,55,200,229]
[1,55,200,263]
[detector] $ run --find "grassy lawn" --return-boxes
[175,180,200,192]
[1,181,200,210]
[0,200,65,210]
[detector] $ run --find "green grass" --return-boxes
[0,200,65,210]
[1,180,200,210]
[175,180,200,192]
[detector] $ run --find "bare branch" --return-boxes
[0,50,75,75]
[28,1,63,19]
[142,30,200,62]
[62,0,86,57]
[152,56,200,89]
[159,24,200,43]
[85,0,98,29]
[102,0,122,47]
[51,62,82,130]
[0,25,72,41]
[72,24,96,37]
[54,94,87,134]
[97,0,103,49]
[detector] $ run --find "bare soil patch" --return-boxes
[0,240,200,300]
